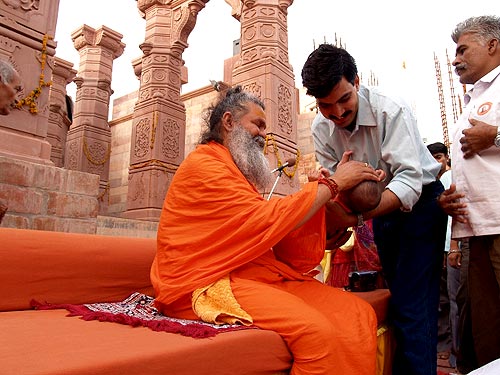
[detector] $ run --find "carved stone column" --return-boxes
[0,0,60,165]
[47,57,76,167]
[226,0,299,197]
[65,25,125,214]
[124,0,208,221]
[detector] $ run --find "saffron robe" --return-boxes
[152,142,325,305]
[151,142,377,375]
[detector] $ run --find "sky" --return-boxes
[54,0,497,144]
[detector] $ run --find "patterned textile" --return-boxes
[326,220,383,288]
[31,292,252,338]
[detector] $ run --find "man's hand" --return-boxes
[460,118,497,159]
[333,151,380,191]
[438,184,468,223]
[307,167,330,182]
[448,251,462,268]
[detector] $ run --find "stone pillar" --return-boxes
[0,0,60,165]
[124,0,208,221]
[64,25,125,214]
[225,0,299,197]
[47,57,76,167]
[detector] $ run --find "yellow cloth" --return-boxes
[192,275,253,326]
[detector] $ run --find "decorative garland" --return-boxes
[83,136,111,166]
[16,34,53,114]
[263,134,300,178]
[150,110,158,149]
[97,182,110,203]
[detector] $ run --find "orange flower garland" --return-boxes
[263,133,300,178]
[16,34,53,114]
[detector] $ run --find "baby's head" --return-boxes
[340,180,381,213]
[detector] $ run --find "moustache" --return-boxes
[254,135,266,148]
[454,63,466,74]
[331,110,351,122]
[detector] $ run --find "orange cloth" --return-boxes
[152,142,320,305]
[151,142,377,375]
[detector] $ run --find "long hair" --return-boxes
[200,85,265,145]
[0,59,17,85]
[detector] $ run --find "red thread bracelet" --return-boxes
[318,177,339,199]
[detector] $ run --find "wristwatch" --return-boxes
[495,127,500,147]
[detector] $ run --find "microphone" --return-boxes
[271,158,296,173]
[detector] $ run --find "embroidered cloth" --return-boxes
[31,292,252,338]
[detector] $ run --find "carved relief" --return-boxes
[67,140,79,170]
[152,88,168,98]
[142,56,153,66]
[2,0,39,11]
[243,25,257,42]
[241,47,258,64]
[172,7,190,46]
[260,7,276,17]
[278,84,292,135]
[242,8,257,20]
[88,162,104,175]
[84,137,110,167]
[0,36,19,55]
[130,172,146,203]
[168,71,179,85]
[261,47,277,58]
[142,71,151,84]
[139,88,151,102]
[161,118,179,159]
[261,24,275,38]
[279,29,286,43]
[153,55,169,64]
[134,118,151,157]
[137,0,173,13]
[242,82,262,99]
[152,68,166,81]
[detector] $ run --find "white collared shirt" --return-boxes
[450,65,500,238]
[311,85,441,211]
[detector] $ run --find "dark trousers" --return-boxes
[456,238,478,374]
[373,180,447,375]
[469,235,500,367]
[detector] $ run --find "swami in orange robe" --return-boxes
[151,141,377,375]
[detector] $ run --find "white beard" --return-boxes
[227,125,272,191]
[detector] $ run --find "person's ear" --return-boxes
[222,111,233,132]
[354,75,360,90]
[488,38,498,54]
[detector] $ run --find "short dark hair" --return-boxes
[427,142,448,156]
[301,44,358,98]
[344,180,381,213]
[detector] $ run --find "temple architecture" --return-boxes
[0,0,317,236]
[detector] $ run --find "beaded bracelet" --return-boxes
[448,249,462,255]
[318,177,339,199]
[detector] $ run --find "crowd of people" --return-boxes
[2,12,499,375]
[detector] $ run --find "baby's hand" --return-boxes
[307,167,330,182]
